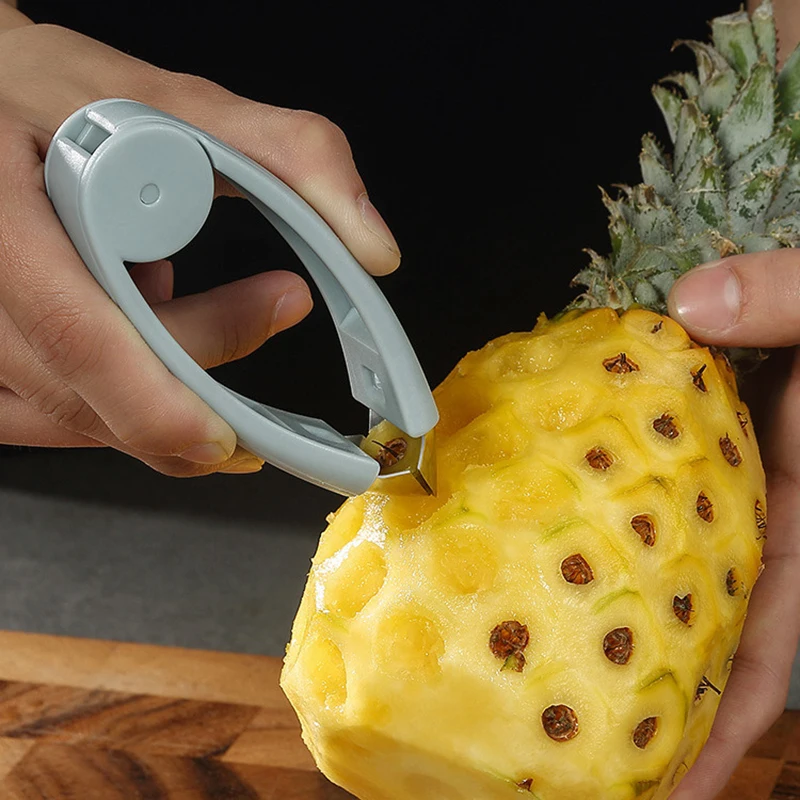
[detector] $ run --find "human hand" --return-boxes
[0,21,400,476]
[667,250,800,798]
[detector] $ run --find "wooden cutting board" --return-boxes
[0,630,791,800]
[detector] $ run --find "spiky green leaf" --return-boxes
[717,60,775,161]
[767,160,800,217]
[628,186,680,245]
[699,68,740,119]
[674,100,704,178]
[769,212,800,245]
[752,0,776,68]
[676,154,728,236]
[652,85,682,144]
[675,103,717,187]
[741,232,782,252]
[778,46,800,141]
[676,40,740,118]
[677,39,736,84]
[727,129,791,235]
[663,72,701,98]
[640,134,676,201]
[712,10,760,77]
[569,2,800,348]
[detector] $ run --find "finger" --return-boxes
[129,260,174,305]
[668,249,800,347]
[0,387,99,447]
[153,270,312,369]
[159,85,401,276]
[0,145,238,465]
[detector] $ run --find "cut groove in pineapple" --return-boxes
[375,610,445,682]
[302,631,348,710]
[427,517,498,595]
[318,539,388,619]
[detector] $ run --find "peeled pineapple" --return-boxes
[282,3,796,798]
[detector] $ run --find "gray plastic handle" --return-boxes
[44,99,438,496]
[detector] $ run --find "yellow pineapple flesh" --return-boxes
[279,2,800,796]
[281,308,766,800]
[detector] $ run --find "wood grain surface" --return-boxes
[0,630,792,799]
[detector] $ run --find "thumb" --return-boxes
[667,250,800,347]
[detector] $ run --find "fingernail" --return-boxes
[268,285,313,337]
[180,441,232,465]
[358,193,401,258]
[671,262,741,332]
[220,457,263,474]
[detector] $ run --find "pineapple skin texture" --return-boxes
[281,308,766,800]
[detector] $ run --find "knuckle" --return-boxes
[218,315,246,366]
[24,303,107,381]
[27,381,103,437]
[289,110,352,163]
[110,398,203,458]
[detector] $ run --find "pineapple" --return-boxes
[281,3,795,798]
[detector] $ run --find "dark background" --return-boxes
[6,0,742,521]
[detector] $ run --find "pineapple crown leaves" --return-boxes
[571,0,800,321]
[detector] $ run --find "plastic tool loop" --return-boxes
[45,99,438,496]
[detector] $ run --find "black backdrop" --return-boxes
[8,0,747,513]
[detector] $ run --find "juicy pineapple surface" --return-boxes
[281,308,766,800]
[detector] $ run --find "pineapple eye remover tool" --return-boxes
[44,99,438,497]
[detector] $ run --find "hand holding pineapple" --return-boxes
[666,250,800,798]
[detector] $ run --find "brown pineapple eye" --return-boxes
[603,627,634,665]
[490,621,529,672]
[696,492,714,523]
[631,514,656,547]
[603,353,640,374]
[542,704,579,741]
[755,500,767,539]
[673,594,694,625]
[561,554,594,585]
[719,434,742,467]
[373,437,408,469]
[691,365,708,392]
[586,447,614,471]
[633,717,659,749]
[726,568,743,597]
[653,413,680,440]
